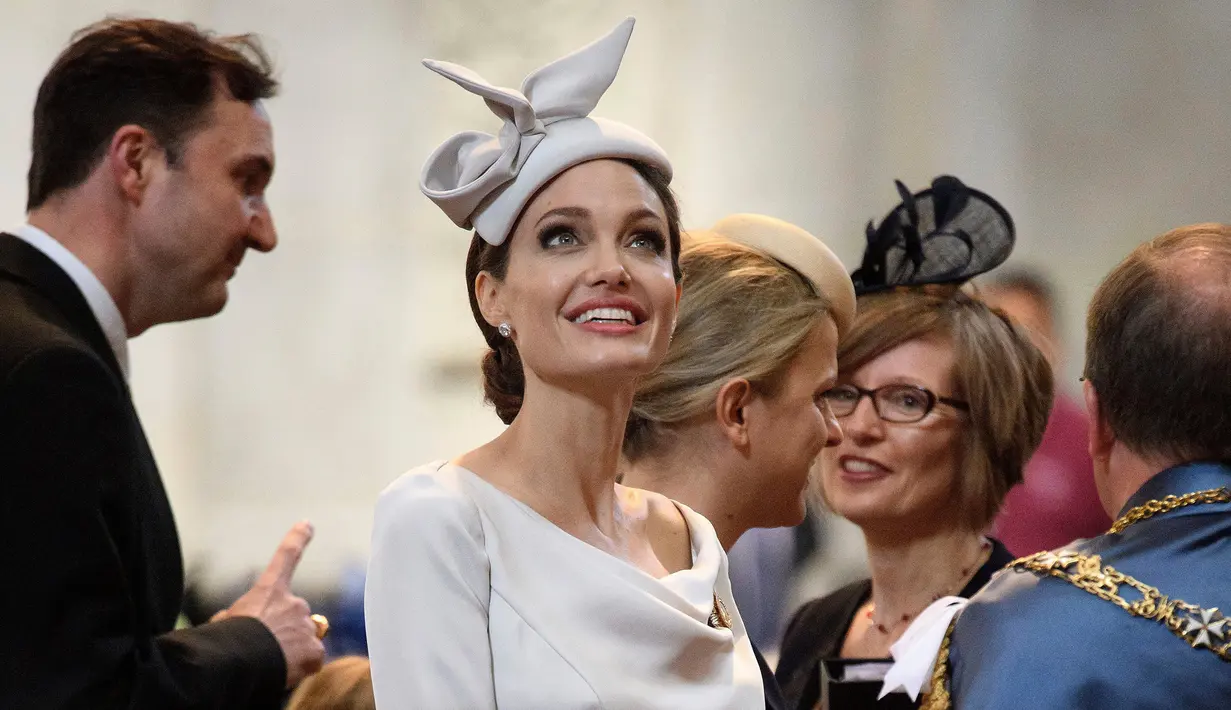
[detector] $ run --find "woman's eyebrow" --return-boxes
[619,207,665,231]
[535,205,590,226]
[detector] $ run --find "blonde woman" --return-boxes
[365,20,763,709]
[621,214,856,710]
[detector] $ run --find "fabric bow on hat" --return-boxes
[850,175,1015,295]
[420,17,672,246]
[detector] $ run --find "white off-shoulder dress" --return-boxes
[365,461,763,709]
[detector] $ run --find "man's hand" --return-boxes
[217,521,325,689]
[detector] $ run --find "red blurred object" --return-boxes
[992,392,1111,555]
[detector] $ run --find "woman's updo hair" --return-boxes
[464,159,682,425]
[623,234,837,459]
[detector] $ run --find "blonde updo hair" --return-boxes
[624,233,837,458]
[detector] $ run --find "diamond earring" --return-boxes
[497,322,512,338]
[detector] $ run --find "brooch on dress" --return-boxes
[708,593,732,629]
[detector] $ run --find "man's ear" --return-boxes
[1084,379,1115,461]
[107,125,162,204]
[714,378,754,449]
[474,270,509,330]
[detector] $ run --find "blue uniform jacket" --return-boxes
[949,461,1231,709]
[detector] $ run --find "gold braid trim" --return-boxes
[913,488,1228,709]
[1010,550,1231,662]
[918,616,958,710]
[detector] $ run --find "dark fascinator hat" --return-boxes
[850,175,1014,295]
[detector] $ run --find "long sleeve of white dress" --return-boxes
[365,468,495,709]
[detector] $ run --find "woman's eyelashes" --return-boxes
[627,229,667,255]
[539,224,581,249]
[538,224,667,256]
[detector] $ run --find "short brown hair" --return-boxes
[624,234,834,459]
[835,286,1053,530]
[28,17,278,210]
[466,160,682,425]
[1085,223,1231,461]
[285,656,374,710]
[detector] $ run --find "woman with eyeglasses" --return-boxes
[774,177,1054,710]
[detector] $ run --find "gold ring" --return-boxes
[311,613,330,640]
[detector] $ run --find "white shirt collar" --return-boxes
[10,223,130,380]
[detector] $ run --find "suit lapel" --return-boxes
[0,233,127,383]
[2,232,187,629]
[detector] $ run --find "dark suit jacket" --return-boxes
[0,234,286,709]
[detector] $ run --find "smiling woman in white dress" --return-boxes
[364,18,763,710]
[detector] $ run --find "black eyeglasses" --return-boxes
[822,384,969,424]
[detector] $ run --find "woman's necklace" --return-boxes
[866,538,992,635]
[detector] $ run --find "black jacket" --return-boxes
[753,641,786,710]
[0,234,285,709]
[775,538,1015,710]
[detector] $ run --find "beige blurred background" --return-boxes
[3,0,1230,595]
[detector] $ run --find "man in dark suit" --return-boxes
[0,18,324,709]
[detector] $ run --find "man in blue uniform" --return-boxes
[936,223,1231,708]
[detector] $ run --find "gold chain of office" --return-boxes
[920,486,1231,710]
[1108,486,1231,533]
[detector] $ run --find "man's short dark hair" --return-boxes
[27,17,279,210]
[1085,223,1231,462]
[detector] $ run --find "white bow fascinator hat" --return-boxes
[420,17,673,247]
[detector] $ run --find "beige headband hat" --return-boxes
[708,214,857,336]
[419,17,672,247]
